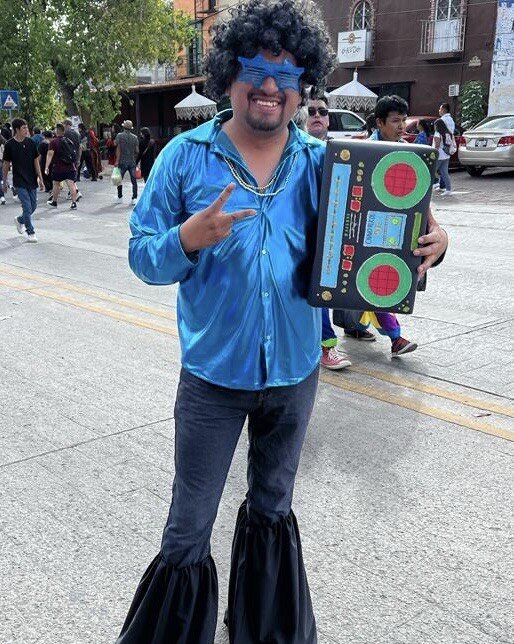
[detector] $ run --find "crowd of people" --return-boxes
[0,118,157,243]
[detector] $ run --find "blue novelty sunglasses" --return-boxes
[237,54,304,92]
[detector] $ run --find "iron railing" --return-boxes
[419,16,466,55]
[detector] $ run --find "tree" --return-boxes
[459,81,488,130]
[0,0,195,126]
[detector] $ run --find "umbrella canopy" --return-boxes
[174,84,217,120]
[327,70,377,111]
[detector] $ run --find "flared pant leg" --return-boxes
[117,369,250,644]
[227,367,319,643]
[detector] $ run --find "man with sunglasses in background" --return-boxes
[306,94,353,370]
[116,2,448,643]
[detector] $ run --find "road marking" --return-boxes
[0,278,178,337]
[0,266,176,321]
[350,365,514,418]
[320,372,514,442]
[1,268,512,443]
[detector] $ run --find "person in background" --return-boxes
[434,103,455,192]
[106,124,121,166]
[114,119,139,204]
[45,123,79,209]
[31,127,44,148]
[38,130,54,192]
[63,119,83,201]
[342,95,445,356]
[2,118,44,242]
[433,118,453,197]
[136,127,156,183]
[414,119,431,145]
[0,131,5,204]
[89,127,103,179]
[306,92,352,370]
[77,123,97,181]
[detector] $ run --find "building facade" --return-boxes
[320,0,497,120]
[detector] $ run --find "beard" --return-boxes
[244,111,284,132]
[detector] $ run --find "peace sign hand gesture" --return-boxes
[179,183,256,254]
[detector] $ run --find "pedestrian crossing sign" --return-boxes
[0,90,19,110]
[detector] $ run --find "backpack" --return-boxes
[58,136,76,165]
[442,133,457,156]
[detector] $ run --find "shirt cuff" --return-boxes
[174,224,199,266]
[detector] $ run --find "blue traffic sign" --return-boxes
[0,90,20,110]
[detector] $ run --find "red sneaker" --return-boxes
[321,346,352,370]
[391,337,418,357]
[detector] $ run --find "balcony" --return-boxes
[419,16,466,60]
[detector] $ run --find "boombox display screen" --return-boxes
[309,139,437,314]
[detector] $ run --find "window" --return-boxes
[352,1,373,30]
[435,0,461,21]
[188,23,203,75]
[328,111,366,133]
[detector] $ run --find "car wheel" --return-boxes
[466,166,486,177]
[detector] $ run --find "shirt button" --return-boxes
[261,249,267,255]
[266,335,271,340]
[263,291,269,297]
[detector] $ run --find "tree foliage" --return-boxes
[0,0,195,126]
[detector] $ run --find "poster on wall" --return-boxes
[489,0,514,115]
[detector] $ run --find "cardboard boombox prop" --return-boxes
[308,139,437,314]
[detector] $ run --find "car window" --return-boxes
[405,121,419,134]
[473,116,514,131]
[328,112,365,132]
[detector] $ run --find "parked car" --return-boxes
[458,114,514,176]
[403,116,463,168]
[328,109,367,139]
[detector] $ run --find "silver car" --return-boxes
[458,114,514,176]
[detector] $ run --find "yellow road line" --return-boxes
[0,278,178,337]
[2,269,512,443]
[0,265,176,321]
[350,365,514,418]
[320,372,514,442]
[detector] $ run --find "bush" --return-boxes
[459,81,488,130]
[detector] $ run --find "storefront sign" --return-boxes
[337,30,369,64]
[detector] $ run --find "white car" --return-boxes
[328,109,367,139]
[458,114,514,176]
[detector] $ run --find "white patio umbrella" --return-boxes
[174,84,217,120]
[327,70,377,111]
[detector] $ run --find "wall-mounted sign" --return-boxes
[468,55,482,67]
[489,0,514,115]
[448,84,460,97]
[337,30,371,64]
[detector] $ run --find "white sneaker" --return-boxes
[432,185,441,192]
[27,234,38,243]
[130,198,137,205]
[0,196,5,205]
[76,191,83,201]
[440,189,452,197]
[12,194,19,201]
[14,217,25,234]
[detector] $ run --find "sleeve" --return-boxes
[128,138,198,286]
[3,141,11,162]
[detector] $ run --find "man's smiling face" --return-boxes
[228,49,301,134]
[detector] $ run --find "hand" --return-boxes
[179,183,256,253]
[44,167,49,175]
[38,177,45,190]
[414,209,448,278]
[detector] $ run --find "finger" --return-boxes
[417,255,435,276]
[227,208,257,222]
[413,244,439,257]
[210,183,236,213]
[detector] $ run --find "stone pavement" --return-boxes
[0,166,513,644]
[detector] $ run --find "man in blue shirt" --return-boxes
[116,4,448,643]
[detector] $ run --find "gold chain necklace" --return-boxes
[223,153,298,198]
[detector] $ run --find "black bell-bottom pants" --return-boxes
[116,367,319,644]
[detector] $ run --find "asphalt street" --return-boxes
[1,166,513,644]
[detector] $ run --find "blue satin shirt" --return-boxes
[129,111,324,390]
